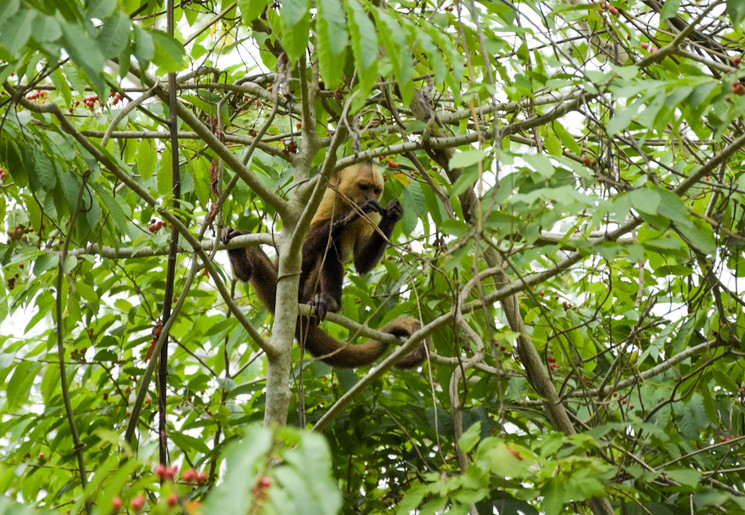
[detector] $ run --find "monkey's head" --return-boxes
[333,161,384,208]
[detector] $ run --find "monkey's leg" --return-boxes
[312,248,345,320]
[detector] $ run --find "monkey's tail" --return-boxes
[297,317,428,369]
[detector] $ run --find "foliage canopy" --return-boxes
[1,0,745,513]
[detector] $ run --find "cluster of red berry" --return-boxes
[70,346,88,362]
[8,224,31,242]
[598,2,619,15]
[148,219,167,233]
[26,90,49,103]
[251,475,272,503]
[109,90,125,105]
[0,167,6,181]
[377,155,400,169]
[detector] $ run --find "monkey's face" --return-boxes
[338,163,384,207]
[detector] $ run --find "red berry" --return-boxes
[167,493,179,507]
[608,6,618,15]
[197,470,208,484]
[39,452,45,460]
[112,497,123,510]
[733,83,745,96]
[296,121,302,129]
[155,463,168,478]
[18,263,24,269]
[734,57,742,66]
[183,468,197,483]
[258,476,272,488]
[640,42,649,50]
[131,495,145,511]
[583,155,592,165]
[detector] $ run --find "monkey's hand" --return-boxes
[384,199,403,221]
[359,198,385,215]
[311,293,340,322]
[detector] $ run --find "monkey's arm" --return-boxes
[354,199,404,274]
[223,228,278,311]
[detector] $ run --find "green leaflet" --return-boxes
[317,0,348,88]
[374,8,414,105]
[345,0,378,94]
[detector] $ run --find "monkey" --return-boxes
[223,161,427,368]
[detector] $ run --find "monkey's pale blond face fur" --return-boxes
[313,162,384,225]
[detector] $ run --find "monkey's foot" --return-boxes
[311,293,340,322]
[221,226,243,245]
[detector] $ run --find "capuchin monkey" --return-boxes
[223,161,427,368]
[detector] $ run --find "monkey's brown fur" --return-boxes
[224,162,427,368]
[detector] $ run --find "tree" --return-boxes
[1,0,745,513]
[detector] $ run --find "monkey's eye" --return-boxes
[359,184,369,191]
[374,187,382,195]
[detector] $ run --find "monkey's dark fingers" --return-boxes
[385,198,404,221]
[360,198,385,214]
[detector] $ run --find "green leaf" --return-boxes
[29,153,57,192]
[607,102,640,135]
[50,69,72,106]
[553,122,581,155]
[628,188,660,215]
[7,361,40,410]
[204,426,274,514]
[449,149,487,169]
[170,430,211,454]
[134,25,155,64]
[345,0,378,94]
[523,154,555,178]
[451,166,479,198]
[279,6,310,64]
[374,9,413,105]
[316,0,348,88]
[60,19,106,93]
[0,6,35,56]
[458,421,482,453]
[660,0,681,20]
[92,183,129,235]
[728,0,745,25]
[676,221,716,254]
[665,468,701,487]
[150,29,185,73]
[238,0,268,23]
[157,147,173,196]
[137,139,157,180]
[282,0,310,27]
[87,0,117,19]
[97,10,130,58]
[545,131,563,156]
